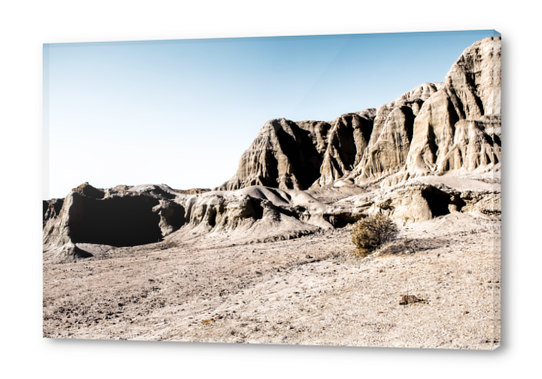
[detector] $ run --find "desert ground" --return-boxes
[43,188,500,349]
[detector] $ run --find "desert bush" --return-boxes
[351,214,398,257]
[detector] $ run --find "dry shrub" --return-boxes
[351,214,398,257]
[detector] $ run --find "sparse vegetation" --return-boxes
[351,214,398,257]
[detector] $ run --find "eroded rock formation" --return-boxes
[405,37,501,178]
[348,83,442,184]
[43,198,64,226]
[313,112,375,187]
[43,37,502,262]
[218,119,331,191]
[43,184,186,261]
[366,181,500,224]
[220,37,501,190]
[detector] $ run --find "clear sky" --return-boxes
[43,30,498,199]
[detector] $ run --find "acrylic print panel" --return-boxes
[43,30,501,349]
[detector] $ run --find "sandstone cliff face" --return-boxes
[311,83,442,188]
[312,112,375,187]
[346,82,442,185]
[218,118,331,191]
[406,36,501,177]
[220,37,500,191]
[222,81,442,191]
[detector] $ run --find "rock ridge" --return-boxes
[219,36,501,191]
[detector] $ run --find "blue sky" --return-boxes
[43,30,498,199]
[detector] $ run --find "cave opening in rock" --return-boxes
[68,195,162,247]
[421,187,451,218]
[324,212,364,228]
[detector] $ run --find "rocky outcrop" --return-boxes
[43,182,365,262]
[221,81,443,192]
[346,83,442,185]
[315,83,442,186]
[218,118,331,191]
[72,182,105,199]
[219,37,500,191]
[44,177,500,263]
[366,181,500,224]
[310,83,441,188]
[168,185,369,245]
[368,183,461,223]
[312,112,375,187]
[43,198,64,226]
[405,36,501,177]
[43,184,186,256]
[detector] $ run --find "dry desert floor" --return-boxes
[43,211,500,349]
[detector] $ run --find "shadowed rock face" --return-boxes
[67,194,162,246]
[218,118,332,191]
[43,185,186,255]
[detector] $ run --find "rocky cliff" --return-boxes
[217,118,331,191]
[219,36,501,190]
[405,37,501,178]
[338,82,442,186]
[43,37,501,262]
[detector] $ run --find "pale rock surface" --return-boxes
[349,83,442,185]
[312,112,375,187]
[406,36,501,177]
[220,37,500,191]
[365,179,500,224]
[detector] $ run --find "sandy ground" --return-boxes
[43,211,501,349]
